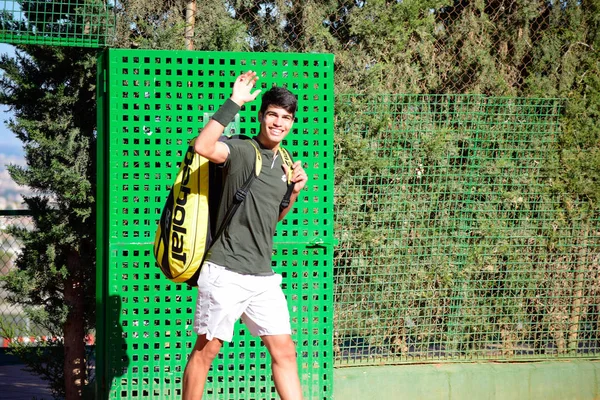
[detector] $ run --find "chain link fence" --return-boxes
[0,210,39,345]
[0,1,589,95]
[189,0,564,94]
[0,0,114,47]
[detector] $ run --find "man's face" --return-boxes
[257,105,294,149]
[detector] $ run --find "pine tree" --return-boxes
[0,1,189,398]
[0,44,98,399]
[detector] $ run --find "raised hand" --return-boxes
[282,161,308,194]
[230,71,262,106]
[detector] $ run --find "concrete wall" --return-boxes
[334,360,600,399]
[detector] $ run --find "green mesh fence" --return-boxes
[0,0,114,47]
[96,49,335,399]
[333,94,600,366]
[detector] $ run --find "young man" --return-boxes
[182,71,307,400]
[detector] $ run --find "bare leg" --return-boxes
[261,334,303,400]
[182,334,223,400]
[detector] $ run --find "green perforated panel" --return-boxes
[96,49,334,399]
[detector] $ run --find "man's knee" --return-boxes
[190,335,222,363]
[264,336,297,364]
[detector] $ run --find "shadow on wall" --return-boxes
[97,294,129,398]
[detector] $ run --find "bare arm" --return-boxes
[194,71,262,163]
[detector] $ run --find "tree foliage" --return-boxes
[0,42,98,398]
[0,1,190,398]
[0,0,598,389]
[328,0,600,360]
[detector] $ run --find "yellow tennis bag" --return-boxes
[153,136,294,285]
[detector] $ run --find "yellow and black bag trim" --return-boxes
[153,137,293,285]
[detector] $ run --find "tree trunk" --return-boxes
[185,1,196,50]
[63,250,86,399]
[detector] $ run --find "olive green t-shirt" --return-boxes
[206,138,291,275]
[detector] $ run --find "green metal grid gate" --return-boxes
[96,48,335,399]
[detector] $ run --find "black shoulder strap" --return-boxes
[210,140,261,246]
[186,140,262,286]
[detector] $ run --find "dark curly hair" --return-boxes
[259,86,298,116]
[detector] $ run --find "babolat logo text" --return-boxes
[170,146,195,264]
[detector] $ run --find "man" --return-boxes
[182,70,307,400]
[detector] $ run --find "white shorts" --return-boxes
[193,262,292,342]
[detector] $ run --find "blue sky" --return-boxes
[0,43,20,157]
